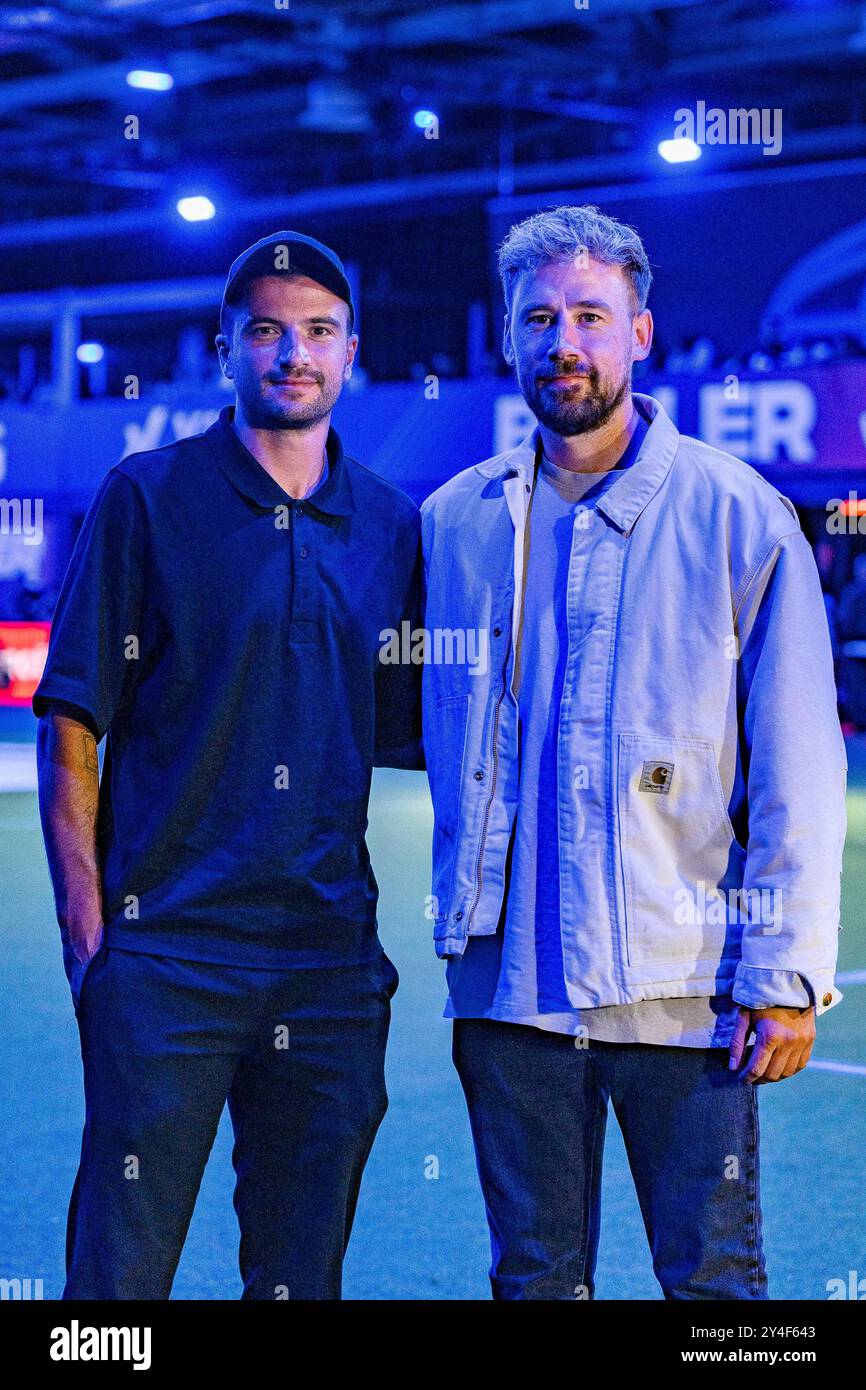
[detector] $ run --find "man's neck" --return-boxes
[232,404,330,499]
[539,395,640,474]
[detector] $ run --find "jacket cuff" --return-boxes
[733,964,842,1016]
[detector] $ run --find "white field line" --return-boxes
[0,743,37,792]
[807,1059,866,1078]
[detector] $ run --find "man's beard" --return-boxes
[238,371,341,430]
[522,360,631,436]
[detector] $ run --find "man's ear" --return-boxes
[502,314,515,367]
[344,332,359,380]
[215,333,233,380]
[632,309,653,363]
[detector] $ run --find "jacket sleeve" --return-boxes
[733,528,847,1015]
[373,505,425,771]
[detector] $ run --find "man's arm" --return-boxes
[31,466,149,1007]
[36,711,105,990]
[728,526,848,1082]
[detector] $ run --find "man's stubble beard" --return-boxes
[238,371,343,431]
[521,358,632,437]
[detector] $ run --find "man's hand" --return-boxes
[729,1004,816,1083]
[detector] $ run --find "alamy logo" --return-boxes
[673,102,782,156]
[674,881,782,934]
[379,621,489,675]
[49,1320,152,1370]
[826,1270,866,1300]
[0,497,43,546]
[0,1276,43,1299]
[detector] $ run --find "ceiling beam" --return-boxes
[0,126,863,248]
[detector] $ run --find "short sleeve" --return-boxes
[33,468,147,741]
[34,696,99,738]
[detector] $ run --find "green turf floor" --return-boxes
[1,742,864,1299]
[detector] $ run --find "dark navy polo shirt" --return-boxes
[33,406,423,967]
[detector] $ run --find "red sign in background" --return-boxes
[0,622,50,706]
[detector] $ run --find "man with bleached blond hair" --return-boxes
[421,204,846,1300]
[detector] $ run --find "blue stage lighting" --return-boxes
[658,137,701,163]
[126,70,174,91]
[176,196,216,222]
[76,343,105,365]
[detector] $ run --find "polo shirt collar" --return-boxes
[211,405,355,515]
[475,391,678,535]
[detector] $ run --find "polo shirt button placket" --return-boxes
[295,502,310,560]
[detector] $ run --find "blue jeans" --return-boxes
[453,1019,768,1300]
[64,945,398,1299]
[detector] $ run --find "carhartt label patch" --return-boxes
[639,760,674,794]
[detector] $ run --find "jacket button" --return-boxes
[493,627,502,637]
[296,504,305,515]
[455,911,463,921]
[474,770,483,781]
[300,545,309,558]
[822,992,833,1007]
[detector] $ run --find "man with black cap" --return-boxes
[33,231,423,1299]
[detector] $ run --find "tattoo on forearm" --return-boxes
[82,731,98,777]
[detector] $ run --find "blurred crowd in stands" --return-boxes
[823,548,866,733]
[1,323,866,403]
[636,330,866,380]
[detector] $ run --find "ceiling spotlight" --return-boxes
[76,342,105,365]
[176,196,216,222]
[658,137,701,164]
[127,70,174,91]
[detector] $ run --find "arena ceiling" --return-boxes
[0,0,863,243]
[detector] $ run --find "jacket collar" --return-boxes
[475,392,679,535]
[211,405,356,515]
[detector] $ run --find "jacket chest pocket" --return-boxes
[616,733,747,965]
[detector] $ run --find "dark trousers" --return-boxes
[453,1018,768,1301]
[64,944,398,1300]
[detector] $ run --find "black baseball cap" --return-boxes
[221,230,354,331]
